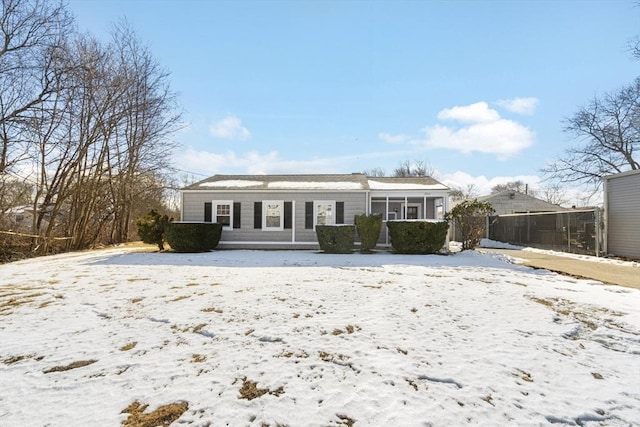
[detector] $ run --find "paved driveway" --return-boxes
[479,248,640,289]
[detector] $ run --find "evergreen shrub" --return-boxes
[386,220,449,254]
[165,222,222,253]
[354,213,382,253]
[316,225,354,254]
[445,200,495,250]
[136,209,171,251]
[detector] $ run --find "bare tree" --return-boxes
[0,0,73,174]
[542,78,639,194]
[538,183,569,206]
[393,160,434,177]
[491,180,536,196]
[362,167,386,177]
[449,183,479,202]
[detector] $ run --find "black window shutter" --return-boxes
[336,202,344,224]
[284,202,292,229]
[204,202,212,222]
[254,202,262,229]
[305,202,313,229]
[233,202,241,229]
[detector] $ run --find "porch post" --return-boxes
[404,196,408,219]
[291,200,296,243]
[423,196,427,219]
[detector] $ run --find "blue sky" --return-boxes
[68,0,638,199]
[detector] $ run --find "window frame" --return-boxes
[213,200,233,230]
[313,200,336,229]
[262,200,284,231]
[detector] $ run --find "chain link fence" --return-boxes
[488,209,604,256]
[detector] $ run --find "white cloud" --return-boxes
[418,117,534,159]
[378,132,410,144]
[436,102,501,123]
[495,97,539,115]
[209,116,251,140]
[378,101,535,159]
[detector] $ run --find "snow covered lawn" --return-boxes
[1,248,639,426]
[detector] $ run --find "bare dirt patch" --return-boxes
[121,401,189,427]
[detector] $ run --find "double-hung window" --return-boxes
[214,200,233,229]
[263,200,284,230]
[314,200,335,227]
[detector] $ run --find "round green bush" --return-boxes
[386,220,449,254]
[165,222,222,253]
[316,225,354,254]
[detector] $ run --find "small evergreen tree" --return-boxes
[445,200,495,250]
[136,209,170,250]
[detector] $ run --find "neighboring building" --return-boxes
[476,190,567,215]
[604,170,640,259]
[180,174,450,249]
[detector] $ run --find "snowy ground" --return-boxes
[1,248,639,426]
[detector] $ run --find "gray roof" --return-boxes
[183,173,448,191]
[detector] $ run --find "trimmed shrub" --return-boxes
[165,222,222,253]
[354,213,382,253]
[445,200,495,250]
[136,209,171,251]
[316,225,354,254]
[386,220,449,254]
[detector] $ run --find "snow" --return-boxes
[480,239,640,268]
[1,248,639,426]
[367,180,449,190]
[199,180,263,188]
[267,181,363,190]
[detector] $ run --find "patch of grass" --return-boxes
[120,342,137,351]
[121,400,189,427]
[192,323,207,333]
[191,354,206,363]
[236,377,285,400]
[131,297,144,304]
[405,378,418,391]
[336,414,356,426]
[43,359,97,373]
[481,395,495,406]
[201,306,223,313]
[171,295,189,302]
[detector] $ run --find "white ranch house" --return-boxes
[180,173,450,249]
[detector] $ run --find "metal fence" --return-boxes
[488,209,604,256]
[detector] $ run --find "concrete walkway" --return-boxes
[479,248,640,290]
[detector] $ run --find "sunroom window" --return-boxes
[263,200,284,230]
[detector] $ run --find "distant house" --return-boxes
[604,170,640,259]
[180,174,450,249]
[476,190,567,215]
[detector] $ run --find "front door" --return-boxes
[407,206,419,219]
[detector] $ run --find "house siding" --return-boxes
[479,192,566,215]
[605,170,640,259]
[182,190,367,244]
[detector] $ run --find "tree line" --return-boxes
[0,0,181,259]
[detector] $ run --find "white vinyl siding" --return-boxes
[605,170,640,258]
